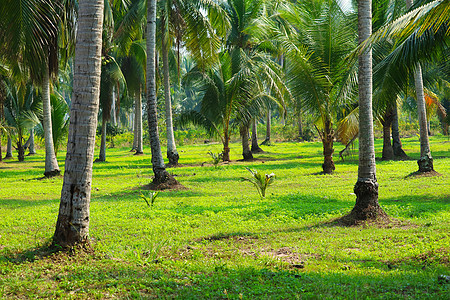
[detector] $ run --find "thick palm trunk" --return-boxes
[53,0,104,248]
[321,119,335,174]
[5,136,13,159]
[147,0,170,184]
[135,89,143,154]
[406,0,433,172]
[161,36,179,166]
[42,65,60,177]
[349,0,386,222]
[240,124,253,160]
[97,116,107,162]
[251,118,263,153]
[261,109,271,145]
[381,110,394,161]
[391,103,408,159]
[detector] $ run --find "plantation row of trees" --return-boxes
[0,0,448,247]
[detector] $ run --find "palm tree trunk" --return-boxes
[381,110,394,161]
[17,130,25,162]
[53,0,104,248]
[322,119,335,174]
[251,118,263,153]
[406,0,433,173]
[135,89,143,154]
[0,87,4,162]
[5,136,12,159]
[146,0,170,184]
[348,0,386,222]
[42,65,60,177]
[391,102,408,159]
[240,123,253,160]
[298,114,303,141]
[97,116,107,162]
[27,129,37,155]
[111,87,117,126]
[132,107,138,151]
[161,35,179,166]
[223,130,230,162]
[261,109,271,145]
[414,64,434,172]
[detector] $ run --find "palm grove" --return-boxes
[0,0,448,246]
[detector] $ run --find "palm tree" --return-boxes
[0,0,73,177]
[53,0,104,248]
[270,0,358,173]
[146,0,174,185]
[3,80,42,162]
[346,0,387,223]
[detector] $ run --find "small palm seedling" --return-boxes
[207,151,223,168]
[140,191,159,207]
[241,167,275,198]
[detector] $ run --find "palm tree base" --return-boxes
[44,169,61,178]
[322,160,335,174]
[150,170,184,190]
[339,179,388,225]
[134,151,144,156]
[242,150,253,161]
[251,145,264,153]
[418,153,434,173]
[393,146,409,160]
[167,150,179,166]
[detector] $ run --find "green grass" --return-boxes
[0,136,449,299]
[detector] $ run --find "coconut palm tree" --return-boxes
[146,0,174,185]
[346,0,387,222]
[3,80,42,162]
[53,0,104,248]
[267,0,358,173]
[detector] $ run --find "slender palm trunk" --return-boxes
[349,0,386,222]
[97,116,107,162]
[223,130,230,162]
[261,109,271,145]
[251,118,263,153]
[381,110,394,161]
[298,114,303,141]
[414,64,434,172]
[111,88,117,126]
[53,0,104,248]
[161,36,179,166]
[391,102,408,159]
[0,87,4,161]
[17,130,25,162]
[406,0,433,172]
[240,123,253,160]
[147,0,170,184]
[5,136,13,159]
[27,129,37,155]
[42,65,60,177]
[135,89,143,154]
[132,101,138,151]
[322,119,335,174]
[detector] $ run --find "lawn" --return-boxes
[0,136,449,299]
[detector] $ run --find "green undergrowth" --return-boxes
[0,136,449,299]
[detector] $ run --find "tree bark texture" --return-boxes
[381,110,394,161]
[251,118,263,153]
[0,84,4,161]
[321,119,335,174]
[53,0,104,248]
[350,0,386,221]
[27,129,37,155]
[147,0,170,184]
[17,130,25,162]
[42,65,60,177]
[240,124,253,160]
[161,35,179,165]
[223,131,230,162]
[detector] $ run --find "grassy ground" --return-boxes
[0,136,449,299]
